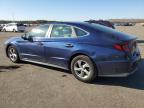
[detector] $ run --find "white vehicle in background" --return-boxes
[2,23,26,32]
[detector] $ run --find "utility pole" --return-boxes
[12,12,15,23]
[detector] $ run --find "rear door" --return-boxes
[6,24,11,31]
[9,24,15,31]
[44,24,78,67]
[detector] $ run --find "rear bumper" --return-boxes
[97,55,141,77]
[17,29,25,32]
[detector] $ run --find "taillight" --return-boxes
[122,42,130,52]
[114,44,123,51]
[114,42,130,52]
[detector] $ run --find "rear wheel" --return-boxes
[71,55,97,83]
[13,29,16,32]
[3,29,6,32]
[7,46,20,63]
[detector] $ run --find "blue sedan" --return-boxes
[5,22,141,82]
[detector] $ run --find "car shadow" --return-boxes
[22,59,144,90]
[22,61,70,74]
[0,65,21,72]
[93,59,144,90]
[137,39,144,44]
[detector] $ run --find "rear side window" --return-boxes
[74,27,88,37]
[12,24,16,26]
[11,24,16,26]
[51,25,74,38]
[8,24,10,26]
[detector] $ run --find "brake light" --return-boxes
[123,42,130,52]
[114,44,123,51]
[114,42,130,52]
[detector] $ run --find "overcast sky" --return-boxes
[0,0,144,21]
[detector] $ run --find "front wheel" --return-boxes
[7,46,20,63]
[71,55,97,83]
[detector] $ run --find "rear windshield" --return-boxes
[17,24,24,26]
[85,23,117,34]
[84,22,136,41]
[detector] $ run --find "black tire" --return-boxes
[71,55,97,83]
[3,29,6,32]
[7,46,20,63]
[13,29,16,32]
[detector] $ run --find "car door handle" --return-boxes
[65,43,74,48]
[37,42,43,46]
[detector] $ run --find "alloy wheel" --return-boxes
[8,47,18,62]
[74,60,91,79]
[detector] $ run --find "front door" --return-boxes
[18,25,49,62]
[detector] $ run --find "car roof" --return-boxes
[7,23,17,24]
[45,22,96,32]
[46,21,89,26]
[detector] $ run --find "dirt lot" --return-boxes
[0,26,144,108]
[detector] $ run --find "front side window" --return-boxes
[27,25,49,38]
[51,25,73,38]
[74,27,88,37]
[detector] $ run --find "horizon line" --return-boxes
[0,18,144,21]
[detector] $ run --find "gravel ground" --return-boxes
[0,26,144,108]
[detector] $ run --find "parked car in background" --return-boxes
[5,22,141,82]
[85,20,115,29]
[0,25,3,31]
[2,23,26,32]
[123,23,135,26]
[114,23,135,26]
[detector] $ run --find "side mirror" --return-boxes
[21,33,33,42]
[28,36,33,42]
[21,34,27,40]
